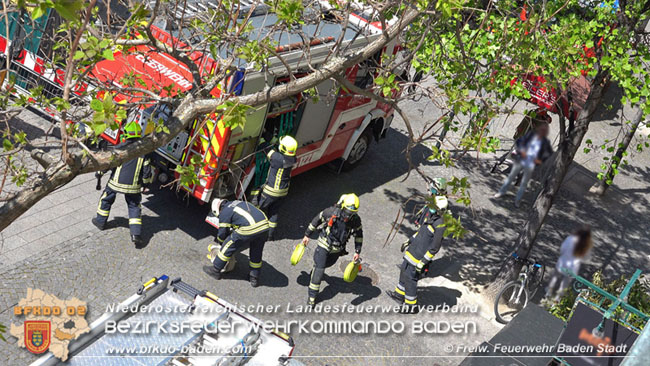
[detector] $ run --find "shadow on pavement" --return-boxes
[201,250,289,288]
[417,286,462,308]
[142,128,434,244]
[296,270,381,306]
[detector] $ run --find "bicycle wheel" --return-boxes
[527,264,546,299]
[494,281,529,324]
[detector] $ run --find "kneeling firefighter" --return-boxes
[301,194,363,306]
[92,121,154,245]
[251,135,298,240]
[388,180,450,312]
[205,199,270,287]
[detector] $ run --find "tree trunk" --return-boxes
[590,104,644,196]
[485,70,610,301]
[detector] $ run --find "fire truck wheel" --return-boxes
[158,172,169,184]
[342,132,371,171]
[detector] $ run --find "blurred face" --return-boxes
[536,123,549,138]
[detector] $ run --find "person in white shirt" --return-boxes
[546,227,593,300]
[494,122,553,207]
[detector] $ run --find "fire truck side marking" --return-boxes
[134,54,192,89]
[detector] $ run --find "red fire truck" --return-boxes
[2,1,403,204]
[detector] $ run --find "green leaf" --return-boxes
[73,51,85,60]
[102,49,115,61]
[31,6,46,20]
[90,99,103,112]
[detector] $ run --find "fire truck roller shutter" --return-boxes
[341,109,386,169]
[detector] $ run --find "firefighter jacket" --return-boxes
[404,214,444,268]
[216,201,269,242]
[106,140,154,194]
[304,206,363,254]
[262,149,296,198]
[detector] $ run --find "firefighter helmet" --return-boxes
[338,193,360,212]
[211,198,226,216]
[429,178,448,195]
[278,136,298,156]
[433,195,448,212]
[123,120,143,139]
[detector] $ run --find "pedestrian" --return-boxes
[388,182,450,313]
[545,226,593,301]
[205,199,270,287]
[301,194,363,306]
[493,122,553,207]
[251,135,298,241]
[92,121,154,245]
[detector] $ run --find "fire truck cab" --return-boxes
[2,1,404,204]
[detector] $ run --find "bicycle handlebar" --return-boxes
[510,252,542,267]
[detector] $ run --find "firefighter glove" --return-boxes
[400,240,410,253]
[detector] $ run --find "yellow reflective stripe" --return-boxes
[424,251,435,261]
[249,261,262,269]
[307,224,316,231]
[133,158,144,186]
[219,223,232,228]
[217,236,225,243]
[405,298,417,305]
[394,287,405,296]
[129,218,142,224]
[267,150,274,159]
[355,237,363,243]
[427,225,435,234]
[97,193,109,216]
[274,168,283,190]
[235,220,269,235]
[97,209,110,216]
[263,185,288,197]
[309,283,320,290]
[218,240,233,261]
[268,222,277,228]
[234,206,256,225]
[405,251,421,266]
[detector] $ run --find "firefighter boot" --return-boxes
[131,235,143,245]
[307,297,316,308]
[91,217,106,231]
[203,266,222,280]
[386,290,405,305]
[249,274,259,288]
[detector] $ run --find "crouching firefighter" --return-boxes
[301,194,363,306]
[251,136,298,240]
[205,199,270,287]
[92,121,154,245]
[388,187,449,313]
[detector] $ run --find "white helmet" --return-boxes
[211,199,226,216]
[434,195,448,212]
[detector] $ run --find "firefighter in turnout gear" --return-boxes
[301,194,363,306]
[205,199,270,287]
[92,121,153,245]
[251,136,297,240]
[389,180,449,313]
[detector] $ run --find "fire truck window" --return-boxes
[354,50,382,89]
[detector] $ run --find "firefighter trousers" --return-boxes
[395,260,418,305]
[96,186,142,236]
[253,191,283,237]
[212,232,267,278]
[308,246,342,301]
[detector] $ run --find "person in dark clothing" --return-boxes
[92,121,153,245]
[251,135,297,240]
[301,194,363,306]
[387,187,450,313]
[205,199,270,287]
[494,122,553,207]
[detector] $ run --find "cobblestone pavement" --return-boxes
[1,84,649,366]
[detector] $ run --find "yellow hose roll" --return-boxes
[343,261,361,283]
[291,243,306,265]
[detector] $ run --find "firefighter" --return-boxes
[205,199,270,287]
[92,121,154,245]
[389,180,450,313]
[301,194,363,306]
[251,135,298,240]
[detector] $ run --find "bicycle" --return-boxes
[493,252,545,324]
